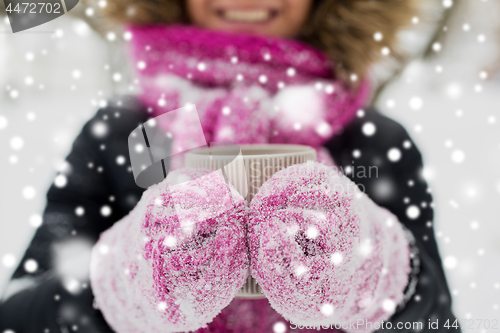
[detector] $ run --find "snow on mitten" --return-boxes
[247,161,410,332]
[90,168,249,333]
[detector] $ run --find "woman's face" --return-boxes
[187,0,313,38]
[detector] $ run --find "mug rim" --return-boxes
[186,144,315,160]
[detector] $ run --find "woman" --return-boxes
[1,0,459,332]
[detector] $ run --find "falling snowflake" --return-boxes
[72,70,81,79]
[409,96,423,110]
[26,112,36,121]
[116,155,126,165]
[54,174,68,188]
[106,32,116,41]
[75,206,85,216]
[9,155,18,164]
[2,254,16,268]
[22,186,36,200]
[24,258,38,273]
[382,299,396,312]
[451,149,465,164]
[273,322,286,333]
[387,148,402,162]
[91,121,108,138]
[24,52,34,62]
[306,225,319,239]
[386,99,396,108]
[197,62,206,71]
[113,73,122,82]
[362,122,376,136]
[406,205,420,219]
[99,244,109,255]
[443,0,453,8]
[63,277,82,294]
[135,143,145,153]
[359,239,373,257]
[321,303,335,317]
[164,235,177,248]
[25,76,34,85]
[331,252,343,265]
[295,265,308,277]
[0,115,8,129]
[29,214,43,228]
[123,31,133,41]
[381,47,391,56]
[10,136,24,150]
[443,255,458,269]
[101,205,112,217]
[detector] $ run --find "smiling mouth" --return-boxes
[216,9,279,23]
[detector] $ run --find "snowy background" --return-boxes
[0,0,499,331]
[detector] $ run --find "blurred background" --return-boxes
[0,0,499,331]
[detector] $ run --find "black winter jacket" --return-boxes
[0,97,460,332]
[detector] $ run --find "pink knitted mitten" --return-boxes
[248,161,411,332]
[90,168,249,333]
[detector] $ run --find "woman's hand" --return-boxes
[247,162,411,332]
[90,168,249,333]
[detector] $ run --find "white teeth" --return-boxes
[223,10,271,23]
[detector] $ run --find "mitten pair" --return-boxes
[90,162,411,333]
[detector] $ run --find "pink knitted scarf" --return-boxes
[127,25,370,164]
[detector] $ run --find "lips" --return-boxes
[217,8,279,23]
